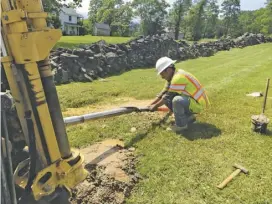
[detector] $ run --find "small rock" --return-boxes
[130,127,137,133]
[128,147,135,152]
[246,92,263,97]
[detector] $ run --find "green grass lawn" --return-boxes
[56,35,216,48]
[55,35,132,48]
[57,43,272,203]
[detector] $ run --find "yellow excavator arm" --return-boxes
[1,0,88,203]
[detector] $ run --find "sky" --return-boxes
[74,0,267,19]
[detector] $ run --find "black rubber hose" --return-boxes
[38,61,71,159]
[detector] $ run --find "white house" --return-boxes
[93,23,111,36]
[59,7,83,36]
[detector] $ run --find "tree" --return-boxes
[88,0,103,34]
[239,11,258,33]
[202,0,219,38]
[96,0,123,26]
[255,3,272,35]
[238,2,272,36]
[88,0,132,36]
[82,19,92,34]
[221,0,241,37]
[168,0,192,39]
[132,0,170,36]
[47,14,62,28]
[215,18,225,38]
[186,0,208,40]
[67,2,77,9]
[129,21,141,36]
[42,0,82,13]
[109,3,133,36]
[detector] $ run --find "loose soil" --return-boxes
[70,139,141,204]
[68,98,171,203]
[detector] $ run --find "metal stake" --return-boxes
[262,78,270,114]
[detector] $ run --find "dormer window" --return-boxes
[69,16,72,21]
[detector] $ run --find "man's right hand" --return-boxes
[147,104,158,112]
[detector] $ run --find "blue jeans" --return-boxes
[171,95,192,127]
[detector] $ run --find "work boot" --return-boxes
[187,115,196,124]
[166,124,188,132]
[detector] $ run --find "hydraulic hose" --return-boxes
[38,60,71,159]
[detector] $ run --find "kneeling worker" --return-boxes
[148,56,210,132]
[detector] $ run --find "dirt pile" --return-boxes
[70,139,141,204]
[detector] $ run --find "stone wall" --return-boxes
[50,33,272,84]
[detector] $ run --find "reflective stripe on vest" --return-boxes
[178,70,201,87]
[193,88,204,100]
[185,74,201,89]
[177,70,205,102]
[169,84,186,91]
[202,92,209,106]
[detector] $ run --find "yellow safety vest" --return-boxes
[168,69,210,113]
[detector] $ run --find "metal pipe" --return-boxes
[2,111,17,204]
[64,107,138,125]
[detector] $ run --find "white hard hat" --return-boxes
[155,57,176,75]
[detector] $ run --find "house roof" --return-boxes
[61,7,83,18]
[94,23,110,30]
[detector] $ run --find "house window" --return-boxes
[69,16,72,21]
